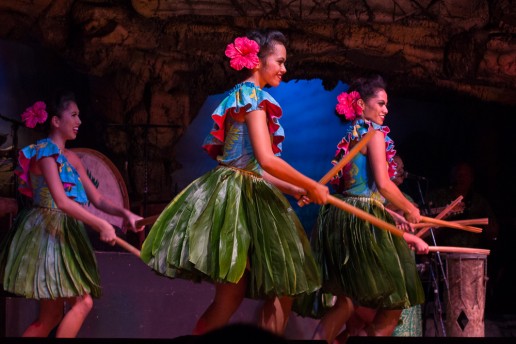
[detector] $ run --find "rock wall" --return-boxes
[0,0,514,203]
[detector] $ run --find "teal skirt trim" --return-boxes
[140,166,321,299]
[0,207,101,299]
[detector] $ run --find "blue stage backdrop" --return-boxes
[172,79,349,234]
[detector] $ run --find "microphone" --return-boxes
[404,171,427,181]
[0,113,24,126]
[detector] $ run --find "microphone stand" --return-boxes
[414,178,447,337]
[427,226,448,336]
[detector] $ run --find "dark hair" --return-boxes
[233,30,287,79]
[42,90,77,132]
[247,29,287,60]
[347,74,386,102]
[47,90,76,118]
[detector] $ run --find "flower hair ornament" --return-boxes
[336,91,362,121]
[21,101,48,128]
[225,36,260,71]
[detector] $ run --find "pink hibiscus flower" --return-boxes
[225,37,260,71]
[21,101,48,128]
[336,91,362,121]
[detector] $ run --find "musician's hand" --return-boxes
[455,201,466,214]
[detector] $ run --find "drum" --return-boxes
[71,148,129,230]
[444,252,489,337]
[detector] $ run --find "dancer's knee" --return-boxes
[74,294,93,316]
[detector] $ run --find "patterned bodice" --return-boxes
[16,138,88,208]
[331,119,397,204]
[202,82,284,175]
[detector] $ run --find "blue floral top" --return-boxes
[202,82,284,175]
[330,119,397,204]
[15,138,88,207]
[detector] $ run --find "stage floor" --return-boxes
[3,251,515,340]
[3,251,318,339]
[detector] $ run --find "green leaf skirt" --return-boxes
[294,195,425,318]
[0,207,101,299]
[140,165,322,299]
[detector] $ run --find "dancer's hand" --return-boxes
[403,233,429,254]
[98,220,117,246]
[123,210,145,232]
[306,182,329,205]
[403,206,421,224]
[386,208,414,232]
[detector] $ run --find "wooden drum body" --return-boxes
[444,252,488,337]
[71,148,129,230]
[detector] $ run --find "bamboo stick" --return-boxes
[298,130,376,206]
[115,237,141,257]
[416,196,463,238]
[328,195,405,238]
[135,215,160,228]
[453,218,489,226]
[319,130,376,185]
[420,216,482,234]
[413,218,488,229]
[428,246,490,255]
[435,195,464,220]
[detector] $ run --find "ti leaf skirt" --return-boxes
[141,166,321,299]
[0,207,101,299]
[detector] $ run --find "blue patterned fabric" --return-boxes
[202,82,284,174]
[16,138,88,205]
[0,138,100,299]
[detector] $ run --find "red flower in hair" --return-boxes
[21,101,48,128]
[336,91,362,121]
[225,37,260,71]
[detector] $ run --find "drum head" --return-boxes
[71,148,129,229]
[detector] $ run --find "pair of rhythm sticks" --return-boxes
[299,130,486,254]
[116,129,488,257]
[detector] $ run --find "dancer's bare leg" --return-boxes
[193,276,247,335]
[55,295,93,338]
[346,306,376,336]
[22,299,65,337]
[312,296,353,343]
[364,309,402,336]
[260,296,293,335]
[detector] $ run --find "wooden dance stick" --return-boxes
[428,246,490,255]
[413,218,488,229]
[452,218,489,226]
[328,195,405,238]
[115,237,141,257]
[416,196,464,237]
[298,130,376,206]
[134,131,371,227]
[137,132,375,227]
[135,215,160,228]
[134,197,406,240]
[419,216,482,234]
[434,195,464,220]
